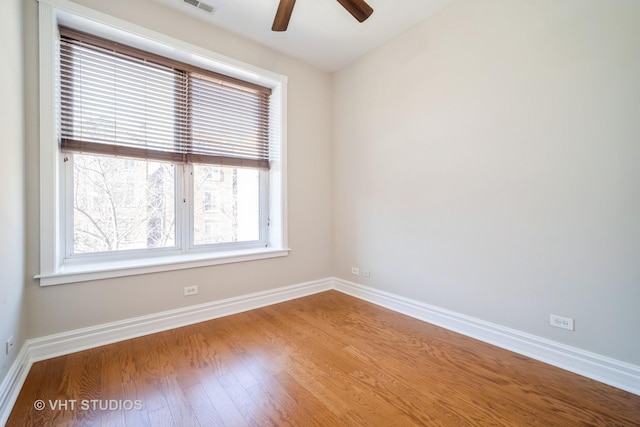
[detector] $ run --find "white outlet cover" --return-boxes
[6,336,14,355]
[550,314,574,331]
[184,286,199,296]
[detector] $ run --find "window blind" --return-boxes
[59,27,272,169]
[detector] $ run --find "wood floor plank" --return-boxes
[147,406,175,427]
[248,371,346,427]
[219,322,371,425]
[7,290,640,426]
[183,382,224,427]
[100,353,127,426]
[230,308,442,425]
[163,329,209,389]
[264,302,447,423]
[157,375,200,426]
[274,297,522,424]
[7,361,46,425]
[127,335,170,413]
[34,356,72,426]
[199,373,250,427]
[113,338,151,426]
[121,380,151,427]
[244,382,295,426]
[217,372,270,426]
[265,310,448,425]
[194,322,260,389]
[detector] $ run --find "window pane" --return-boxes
[72,154,175,253]
[193,165,260,245]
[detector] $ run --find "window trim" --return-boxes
[37,0,289,286]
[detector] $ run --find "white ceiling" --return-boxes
[151,0,452,72]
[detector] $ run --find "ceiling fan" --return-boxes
[272,0,374,31]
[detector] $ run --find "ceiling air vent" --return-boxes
[183,0,215,14]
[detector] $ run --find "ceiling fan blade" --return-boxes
[336,0,374,22]
[272,0,296,31]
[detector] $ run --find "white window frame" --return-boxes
[36,0,288,286]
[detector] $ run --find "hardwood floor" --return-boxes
[7,290,640,426]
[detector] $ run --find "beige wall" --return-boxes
[0,0,28,382]
[333,0,640,364]
[23,0,334,337]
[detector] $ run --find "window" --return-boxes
[71,154,176,253]
[37,3,287,285]
[193,165,260,245]
[60,27,271,258]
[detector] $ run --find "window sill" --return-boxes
[35,247,290,286]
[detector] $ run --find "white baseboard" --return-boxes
[2,276,639,425]
[332,278,640,397]
[0,278,332,425]
[27,278,332,363]
[0,344,30,427]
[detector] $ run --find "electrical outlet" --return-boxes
[6,336,14,355]
[550,314,574,331]
[351,267,359,275]
[361,270,371,278]
[184,285,198,296]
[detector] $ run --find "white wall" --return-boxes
[23,0,333,337]
[333,0,640,364]
[0,0,28,382]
